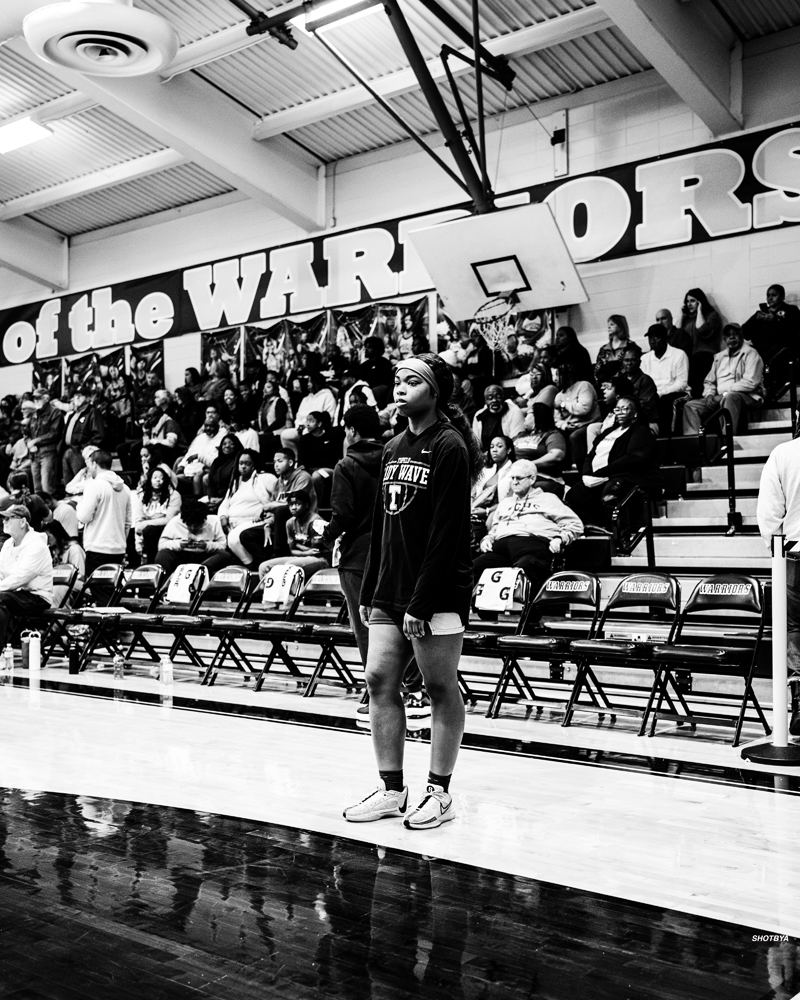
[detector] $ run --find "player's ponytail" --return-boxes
[415,352,484,486]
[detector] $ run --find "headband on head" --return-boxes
[395,358,439,398]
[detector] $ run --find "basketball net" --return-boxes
[473,294,515,376]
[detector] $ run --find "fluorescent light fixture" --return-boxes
[0,117,53,154]
[291,0,382,32]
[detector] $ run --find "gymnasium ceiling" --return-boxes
[1,0,800,293]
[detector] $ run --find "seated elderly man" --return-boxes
[0,503,54,647]
[472,460,583,591]
[682,323,765,435]
[472,384,526,454]
[640,324,690,436]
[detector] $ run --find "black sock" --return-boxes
[428,771,451,792]
[379,769,404,792]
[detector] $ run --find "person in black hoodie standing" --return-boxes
[321,405,383,663]
[344,354,483,831]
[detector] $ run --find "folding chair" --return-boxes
[304,586,362,698]
[562,572,681,732]
[645,574,769,746]
[486,571,601,719]
[122,563,210,669]
[185,566,261,685]
[41,562,126,665]
[253,568,346,692]
[13,563,79,647]
[77,565,166,669]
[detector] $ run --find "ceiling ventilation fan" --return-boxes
[23,0,178,76]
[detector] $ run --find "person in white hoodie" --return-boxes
[214,450,277,569]
[76,449,132,577]
[0,503,53,647]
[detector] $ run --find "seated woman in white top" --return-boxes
[471,435,516,525]
[130,463,182,562]
[218,450,278,565]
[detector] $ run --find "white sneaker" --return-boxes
[403,785,454,830]
[343,783,408,823]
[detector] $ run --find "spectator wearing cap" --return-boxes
[640,324,690,436]
[682,323,765,435]
[0,504,54,646]
[76,449,132,576]
[472,460,583,591]
[27,387,64,496]
[258,489,329,579]
[62,388,105,483]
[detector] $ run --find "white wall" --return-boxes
[1,76,797,384]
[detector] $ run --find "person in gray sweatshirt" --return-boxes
[76,449,132,577]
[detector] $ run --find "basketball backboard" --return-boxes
[406,202,588,320]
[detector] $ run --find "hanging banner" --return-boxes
[32,358,63,397]
[129,341,165,406]
[201,327,242,383]
[64,353,100,395]
[3,122,800,368]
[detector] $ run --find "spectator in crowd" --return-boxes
[655,308,692,356]
[0,504,53,645]
[503,332,533,376]
[472,385,526,453]
[257,373,290,459]
[594,315,630,377]
[173,385,203,441]
[27,387,64,496]
[256,447,317,558]
[7,473,50,531]
[281,371,338,455]
[471,435,516,523]
[46,519,85,605]
[154,498,227,577]
[297,410,342,505]
[553,362,601,467]
[585,371,637,454]
[131,464,182,563]
[743,284,800,394]
[438,358,476,421]
[141,370,164,413]
[514,403,568,497]
[396,313,416,360]
[199,360,233,404]
[259,489,329,579]
[76,449,132,576]
[356,336,394,390]
[62,388,105,482]
[237,382,261,426]
[554,326,594,385]
[206,433,243,506]
[565,396,661,530]
[463,328,499,405]
[215,450,277,568]
[183,367,206,400]
[514,362,557,410]
[619,344,659,433]
[144,390,186,467]
[681,287,723,395]
[472,460,582,590]
[175,403,228,495]
[320,405,384,664]
[6,398,35,486]
[683,323,765,434]
[336,379,377,424]
[641,323,690,436]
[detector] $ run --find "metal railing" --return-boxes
[611,485,656,567]
[700,405,742,535]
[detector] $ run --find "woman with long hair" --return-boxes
[514,403,568,496]
[206,433,243,506]
[346,353,483,830]
[214,449,277,569]
[553,325,594,385]
[681,287,723,395]
[131,463,182,562]
[471,434,516,522]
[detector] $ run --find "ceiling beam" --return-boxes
[594,0,741,135]
[0,217,67,289]
[0,90,97,127]
[252,5,612,140]
[0,148,185,221]
[9,37,322,232]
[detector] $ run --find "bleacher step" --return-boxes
[693,465,764,487]
[664,497,758,518]
[733,431,790,453]
[652,516,758,528]
[613,554,770,569]
[615,532,769,570]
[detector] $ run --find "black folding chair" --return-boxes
[562,572,681,732]
[645,574,769,746]
[304,578,362,698]
[253,568,346,692]
[486,571,602,719]
[190,566,262,685]
[41,563,126,665]
[77,565,166,669]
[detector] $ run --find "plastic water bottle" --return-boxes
[112,654,125,680]
[3,644,14,673]
[159,655,173,711]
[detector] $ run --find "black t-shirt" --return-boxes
[360,420,473,624]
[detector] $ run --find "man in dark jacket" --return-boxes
[27,387,64,497]
[321,405,383,663]
[62,389,106,482]
[355,336,394,391]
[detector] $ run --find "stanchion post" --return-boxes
[741,533,800,764]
